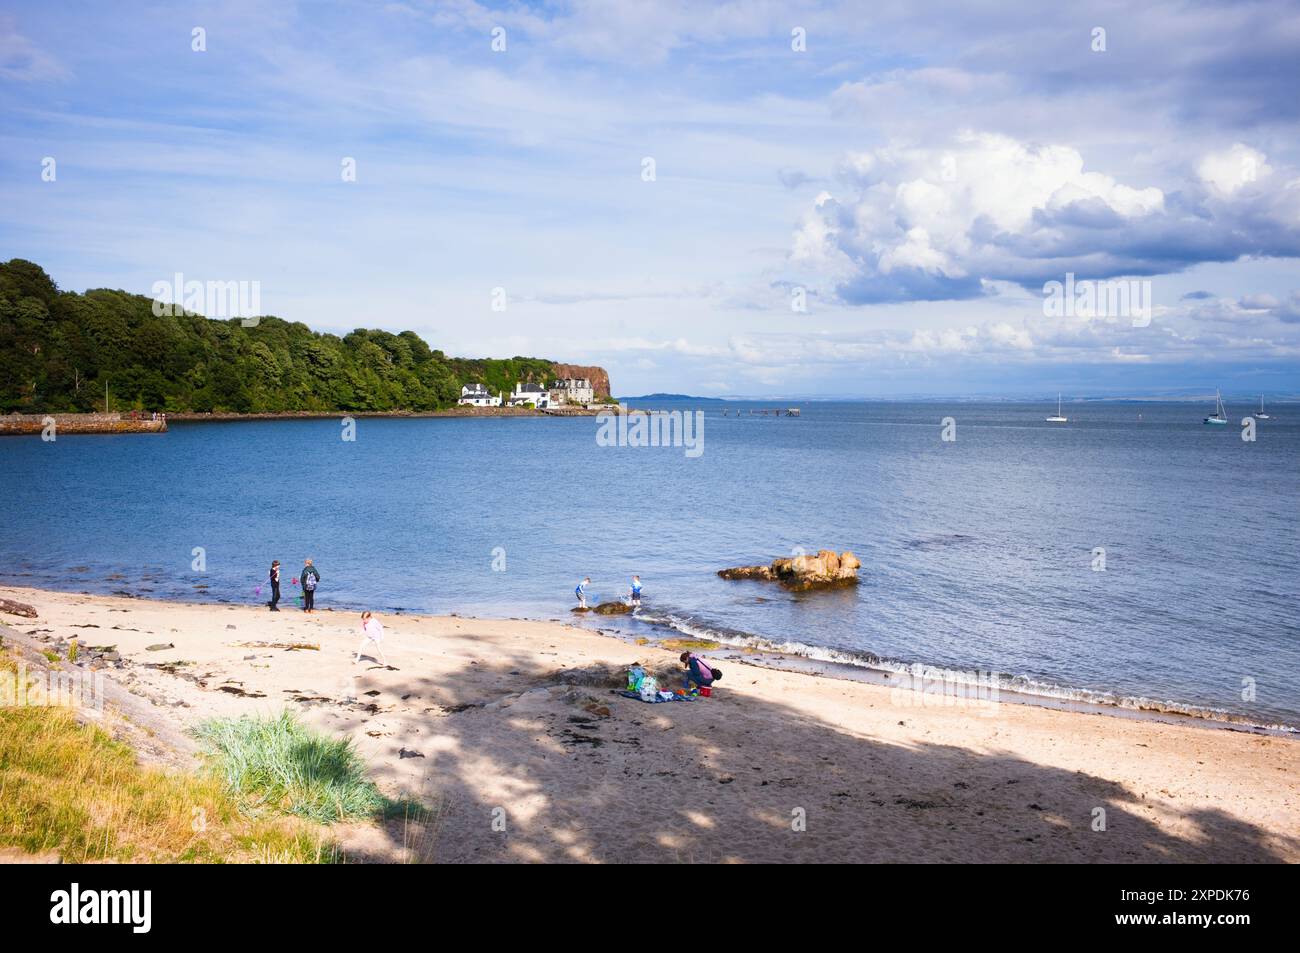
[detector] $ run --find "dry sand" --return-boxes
[2,585,1296,863]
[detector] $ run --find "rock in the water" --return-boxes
[719,549,861,591]
[592,601,633,615]
[0,598,38,618]
[717,565,775,581]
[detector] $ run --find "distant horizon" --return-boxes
[618,392,1298,403]
[9,259,1299,404]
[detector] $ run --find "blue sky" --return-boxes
[2,0,1299,398]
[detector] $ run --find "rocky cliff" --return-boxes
[550,363,611,398]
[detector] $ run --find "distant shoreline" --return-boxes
[165,406,611,422]
[0,404,664,435]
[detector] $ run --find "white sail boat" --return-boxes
[1203,389,1228,425]
[1045,393,1068,423]
[1256,396,1270,420]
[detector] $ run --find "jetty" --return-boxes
[0,412,168,436]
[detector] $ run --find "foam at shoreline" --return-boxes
[625,607,1297,735]
[3,576,1293,735]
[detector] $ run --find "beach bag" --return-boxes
[638,675,659,702]
[627,666,646,692]
[303,572,317,591]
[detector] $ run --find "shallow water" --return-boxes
[2,399,1297,728]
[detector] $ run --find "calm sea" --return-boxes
[2,400,1298,729]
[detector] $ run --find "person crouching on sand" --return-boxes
[355,611,387,666]
[681,652,715,692]
[575,576,591,609]
[268,560,281,612]
[301,558,320,613]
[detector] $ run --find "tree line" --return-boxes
[0,259,560,414]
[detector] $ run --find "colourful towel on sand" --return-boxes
[617,690,700,704]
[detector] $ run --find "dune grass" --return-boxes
[0,705,339,863]
[192,710,398,823]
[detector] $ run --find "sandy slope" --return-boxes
[2,585,1296,864]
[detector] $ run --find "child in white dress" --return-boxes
[354,611,388,666]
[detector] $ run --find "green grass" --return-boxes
[1,641,430,861]
[0,705,339,863]
[192,711,394,823]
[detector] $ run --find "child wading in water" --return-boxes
[628,575,643,607]
[354,611,388,666]
[575,577,591,609]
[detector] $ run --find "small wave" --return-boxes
[627,608,1296,734]
[905,533,977,551]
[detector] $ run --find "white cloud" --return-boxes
[790,132,1299,304]
[1197,143,1272,196]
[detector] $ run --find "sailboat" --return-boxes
[1045,393,1068,423]
[1256,396,1270,420]
[1203,389,1228,425]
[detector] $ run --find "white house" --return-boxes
[508,381,550,408]
[548,377,594,406]
[458,383,501,407]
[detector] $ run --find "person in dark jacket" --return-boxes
[268,560,281,612]
[301,558,320,613]
[681,652,715,692]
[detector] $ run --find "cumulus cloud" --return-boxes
[791,132,1300,304]
[1198,143,1272,196]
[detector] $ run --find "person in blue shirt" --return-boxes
[628,575,643,607]
[575,576,591,609]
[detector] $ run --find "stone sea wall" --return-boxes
[0,413,167,436]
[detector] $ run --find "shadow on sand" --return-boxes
[325,646,1295,864]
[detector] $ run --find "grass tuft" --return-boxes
[0,705,337,863]
[193,710,393,824]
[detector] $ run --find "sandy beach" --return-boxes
[2,584,1296,864]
